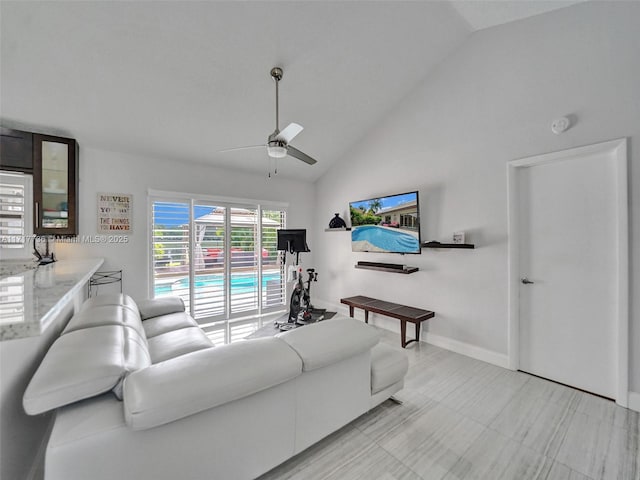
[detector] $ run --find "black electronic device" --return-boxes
[357,261,404,270]
[277,229,310,254]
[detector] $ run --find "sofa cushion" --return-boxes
[147,327,213,363]
[142,311,198,339]
[370,343,409,394]
[137,296,185,320]
[277,316,379,372]
[123,337,303,430]
[62,305,147,345]
[23,325,151,415]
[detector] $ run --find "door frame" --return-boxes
[507,138,628,407]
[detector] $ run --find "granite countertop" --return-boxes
[0,259,39,277]
[0,258,104,341]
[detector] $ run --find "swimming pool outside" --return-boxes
[351,225,419,253]
[154,271,282,297]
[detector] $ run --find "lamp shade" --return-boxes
[267,145,287,158]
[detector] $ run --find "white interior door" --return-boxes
[517,149,619,399]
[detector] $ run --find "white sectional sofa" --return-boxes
[23,294,408,480]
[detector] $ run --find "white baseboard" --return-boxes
[628,391,640,413]
[317,299,510,369]
[322,300,637,406]
[421,331,510,369]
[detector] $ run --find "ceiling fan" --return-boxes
[219,67,317,171]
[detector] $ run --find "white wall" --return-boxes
[313,1,640,391]
[55,146,316,301]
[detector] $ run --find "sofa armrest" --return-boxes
[277,317,379,371]
[136,297,185,320]
[122,337,302,430]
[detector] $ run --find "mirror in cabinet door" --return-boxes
[33,134,78,236]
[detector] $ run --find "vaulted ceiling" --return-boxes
[1,1,587,181]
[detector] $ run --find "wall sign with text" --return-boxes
[97,193,132,233]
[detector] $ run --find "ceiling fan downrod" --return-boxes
[271,67,283,133]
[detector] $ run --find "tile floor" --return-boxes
[259,328,639,480]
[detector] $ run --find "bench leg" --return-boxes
[364,310,369,324]
[348,306,354,317]
[402,321,422,348]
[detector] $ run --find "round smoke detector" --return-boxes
[551,116,571,135]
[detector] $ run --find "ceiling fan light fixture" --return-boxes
[267,144,287,158]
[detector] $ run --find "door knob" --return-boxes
[521,277,535,285]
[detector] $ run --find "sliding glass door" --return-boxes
[151,195,286,344]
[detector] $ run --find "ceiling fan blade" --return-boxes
[217,145,265,154]
[276,123,303,144]
[287,145,317,165]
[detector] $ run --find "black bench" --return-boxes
[340,295,434,348]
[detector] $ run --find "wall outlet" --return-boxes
[287,265,298,282]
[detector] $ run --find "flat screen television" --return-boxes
[277,229,310,253]
[349,191,421,254]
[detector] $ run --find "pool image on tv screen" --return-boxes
[349,191,421,254]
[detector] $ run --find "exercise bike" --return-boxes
[288,267,323,324]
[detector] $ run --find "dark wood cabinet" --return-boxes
[0,127,33,172]
[33,134,78,236]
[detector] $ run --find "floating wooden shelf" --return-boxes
[324,227,352,232]
[421,242,475,249]
[355,264,419,274]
